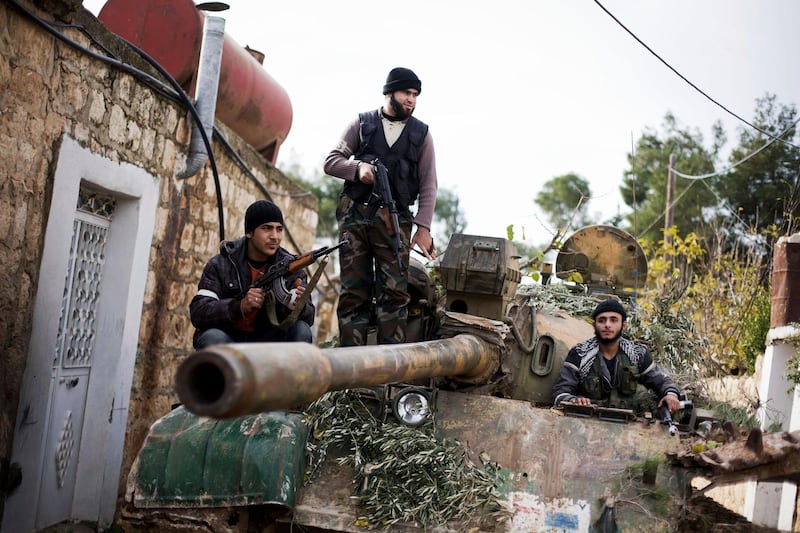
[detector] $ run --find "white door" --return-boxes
[36,211,110,529]
[2,136,159,533]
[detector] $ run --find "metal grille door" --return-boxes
[37,190,114,528]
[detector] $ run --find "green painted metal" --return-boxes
[128,406,308,508]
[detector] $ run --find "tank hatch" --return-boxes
[555,225,647,296]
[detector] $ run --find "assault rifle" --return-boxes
[659,404,678,436]
[246,234,350,316]
[659,398,693,437]
[369,158,405,272]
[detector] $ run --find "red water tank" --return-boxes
[98,0,292,164]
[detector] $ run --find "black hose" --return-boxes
[6,0,226,240]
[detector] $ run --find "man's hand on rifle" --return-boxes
[566,396,594,407]
[286,277,304,310]
[240,287,265,315]
[411,226,436,260]
[357,161,375,184]
[658,393,682,415]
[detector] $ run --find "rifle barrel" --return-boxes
[660,404,677,436]
[248,236,349,294]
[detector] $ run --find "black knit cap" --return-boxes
[382,67,422,95]
[244,200,284,233]
[591,299,628,321]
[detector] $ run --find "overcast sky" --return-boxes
[83,0,800,245]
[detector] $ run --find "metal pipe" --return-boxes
[176,335,501,418]
[177,14,225,179]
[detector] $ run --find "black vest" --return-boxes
[343,110,428,211]
[577,350,640,402]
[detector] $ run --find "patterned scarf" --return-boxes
[572,336,647,380]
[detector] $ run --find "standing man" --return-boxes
[324,67,438,346]
[189,199,314,348]
[552,299,682,414]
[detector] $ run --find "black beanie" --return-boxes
[244,200,284,233]
[591,299,628,321]
[382,67,422,95]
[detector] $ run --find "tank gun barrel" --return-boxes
[176,335,500,418]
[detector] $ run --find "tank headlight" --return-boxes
[391,388,431,426]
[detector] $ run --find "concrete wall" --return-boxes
[0,0,317,527]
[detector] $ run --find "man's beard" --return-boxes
[595,328,622,345]
[389,95,413,119]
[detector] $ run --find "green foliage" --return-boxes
[433,187,467,247]
[607,456,675,529]
[506,224,516,241]
[304,390,508,530]
[620,112,720,243]
[624,301,708,384]
[634,227,770,379]
[716,94,800,239]
[621,96,798,264]
[534,173,593,231]
[695,399,760,431]
[783,324,800,390]
[741,286,772,372]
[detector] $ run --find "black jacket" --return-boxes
[189,237,315,344]
[552,337,679,407]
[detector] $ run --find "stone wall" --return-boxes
[0,0,317,525]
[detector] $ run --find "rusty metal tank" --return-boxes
[127,229,684,532]
[97,0,292,163]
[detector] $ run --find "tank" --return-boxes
[126,229,693,532]
[98,0,293,163]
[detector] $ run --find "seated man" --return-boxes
[552,299,681,414]
[190,200,314,348]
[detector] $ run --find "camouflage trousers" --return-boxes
[336,198,412,346]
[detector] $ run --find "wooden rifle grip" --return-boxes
[379,207,395,235]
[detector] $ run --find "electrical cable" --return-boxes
[594,0,799,151]
[7,0,226,240]
[635,180,699,238]
[111,6,337,294]
[112,40,225,241]
[697,179,751,231]
[8,1,181,104]
[600,1,800,235]
[670,116,800,180]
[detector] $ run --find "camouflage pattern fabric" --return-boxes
[606,387,658,416]
[337,198,412,346]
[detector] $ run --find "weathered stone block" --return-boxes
[108,103,126,142]
[88,89,105,124]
